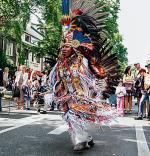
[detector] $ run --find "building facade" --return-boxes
[0,22,45,71]
[0,36,17,66]
[22,22,44,71]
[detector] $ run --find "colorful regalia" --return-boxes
[49,0,121,151]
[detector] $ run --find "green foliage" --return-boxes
[111,33,128,73]
[0,50,17,74]
[1,0,31,65]
[31,0,62,59]
[0,50,9,70]
[0,0,128,72]
[18,49,25,65]
[0,0,30,40]
[0,0,62,62]
[35,0,128,72]
[100,0,128,73]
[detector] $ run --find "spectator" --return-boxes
[22,80,32,110]
[29,69,33,82]
[21,65,29,87]
[7,75,14,91]
[145,64,150,121]
[3,67,9,88]
[26,68,32,80]
[32,80,41,112]
[115,80,126,116]
[135,64,150,120]
[14,66,21,109]
[123,66,134,113]
[134,69,146,112]
[107,92,117,107]
[0,68,3,111]
[15,65,28,109]
[134,63,142,80]
[41,86,54,114]
[41,71,48,86]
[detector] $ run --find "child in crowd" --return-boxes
[32,80,41,112]
[115,80,126,116]
[22,80,32,110]
[41,85,54,114]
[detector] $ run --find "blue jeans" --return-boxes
[108,94,117,106]
[139,93,150,117]
[148,99,150,119]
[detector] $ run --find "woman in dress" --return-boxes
[123,66,134,113]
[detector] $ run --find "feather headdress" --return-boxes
[61,0,120,97]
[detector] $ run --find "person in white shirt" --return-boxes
[133,63,142,80]
[41,71,48,86]
[115,80,126,116]
[3,67,9,88]
[15,65,28,109]
[41,88,54,114]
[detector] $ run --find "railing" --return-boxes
[0,89,16,115]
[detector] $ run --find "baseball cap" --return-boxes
[145,63,150,68]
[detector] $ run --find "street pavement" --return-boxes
[0,100,150,156]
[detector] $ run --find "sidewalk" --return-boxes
[0,98,60,116]
[0,98,37,115]
[0,97,139,114]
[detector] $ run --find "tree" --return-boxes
[100,0,128,73]
[34,0,128,72]
[0,49,8,69]
[0,0,33,65]
[0,0,128,71]
[29,0,62,61]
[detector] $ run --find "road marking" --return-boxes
[48,124,68,135]
[135,126,150,156]
[0,115,44,134]
[113,117,150,127]
[0,114,62,134]
[0,124,14,127]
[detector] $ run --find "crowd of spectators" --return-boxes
[115,63,150,121]
[0,65,56,114]
[0,62,150,121]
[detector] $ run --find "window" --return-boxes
[25,34,31,43]
[6,42,13,56]
[32,53,34,62]
[31,37,38,45]
[36,57,40,63]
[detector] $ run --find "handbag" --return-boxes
[13,86,20,97]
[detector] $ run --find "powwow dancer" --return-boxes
[49,0,120,152]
